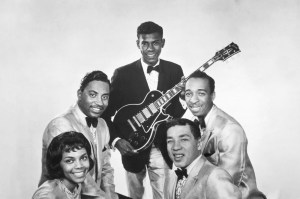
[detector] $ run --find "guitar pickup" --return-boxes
[142,107,152,118]
[132,116,142,127]
[136,112,146,123]
[148,103,158,114]
[127,119,137,132]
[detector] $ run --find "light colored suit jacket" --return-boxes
[33,179,81,199]
[164,156,241,199]
[39,104,117,199]
[201,105,265,199]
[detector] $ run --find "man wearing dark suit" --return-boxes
[103,21,186,199]
[184,71,266,199]
[164,118,241,199]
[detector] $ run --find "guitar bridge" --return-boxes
[127,119,137,132]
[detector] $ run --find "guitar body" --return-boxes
[113,90,172,152]
[113,43,240,152]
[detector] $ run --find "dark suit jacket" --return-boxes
[164,156,242,199]
[103,59,186,173]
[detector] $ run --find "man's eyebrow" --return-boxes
[179,134,191,138]
[80,152,88,157]
[62,155,74,159]
[88,90,98,93]
[100,92,109,96]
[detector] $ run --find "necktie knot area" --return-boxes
[147,65,160,74]
[85,117,98,128]
[194,117,206,129]
[175,168,188,180]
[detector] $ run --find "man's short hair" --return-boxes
[79,70,110,92]
[137,21,163,38]
[46,131,94,180]
[165,118,201,139]
[188,71,215,94]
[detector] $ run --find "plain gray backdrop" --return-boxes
[0,0,299,198]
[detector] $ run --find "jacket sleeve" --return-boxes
[217,122,248,185]
[100,149,118,199]
[165,64,186,118]
[206,168,242,199]
[102,68,123,145]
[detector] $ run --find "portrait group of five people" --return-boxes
[33,21,266,199]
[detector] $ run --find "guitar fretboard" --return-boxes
[128,42,240,129]
[153,57,216,111]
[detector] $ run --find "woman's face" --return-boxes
[60,148,90,191]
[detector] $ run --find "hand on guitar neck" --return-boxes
[115,139,138,156]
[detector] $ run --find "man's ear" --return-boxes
[212,92,216,101]
[197,138,202,151]
[77,89,82,100]
[136,39,140,49]
[161,38,165,48]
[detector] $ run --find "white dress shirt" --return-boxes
[141,58,160,91]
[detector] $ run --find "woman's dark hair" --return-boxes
[46,131,94,180]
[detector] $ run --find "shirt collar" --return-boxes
[141,58,160,74]
[74,103,89,127]
[173,155,202,175]
[204,104,215,125]
[186,155,201,175]
[191,104,215,126]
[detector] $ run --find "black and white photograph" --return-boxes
[0,0,299,199]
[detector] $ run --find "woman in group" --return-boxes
[32,131,94,199]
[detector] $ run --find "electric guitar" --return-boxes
[113,42,241,152]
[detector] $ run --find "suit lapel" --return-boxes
[69,106,91,139]
[180,156,206,198]
[203,106,218,154]
[167,172,178,199]
[205,105,217,132]
[157,59,167,91]
[135,60,151,92]
[68,107,103,192]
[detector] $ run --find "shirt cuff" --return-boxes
[112,137,121,148]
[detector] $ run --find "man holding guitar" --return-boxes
[103,21,186,199]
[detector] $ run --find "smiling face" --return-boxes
[167,124,201,168]
[60,148,90,191]
[136,32,165,66]
[77,80,110,118]
[185,77,215,118]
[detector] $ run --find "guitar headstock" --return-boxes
[214,42,240,62]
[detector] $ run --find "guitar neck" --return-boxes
[185,57,216,80]
[153,57,216,110]
[151,42,240,111]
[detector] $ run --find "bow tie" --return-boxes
[85,117,98,128]
[147,65,160,74]
[194,117,206,129]
[175,168,188,180]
